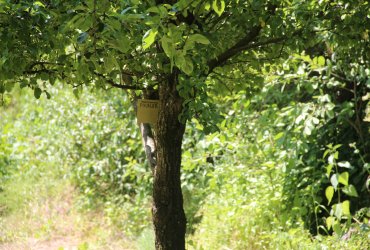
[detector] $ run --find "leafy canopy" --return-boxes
[1,0,369,130]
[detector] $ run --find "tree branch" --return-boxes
[23,66,143,90]
[107,81,144,90]
[93,71,144,90]
[23,69,57,74]
[207,25,262,73]
[207,28,302,74]
[224,41,286,66]
[207,3,280,73]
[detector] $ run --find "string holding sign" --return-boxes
[137,99,160,124]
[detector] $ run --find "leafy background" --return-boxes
[0,0,369,249]
[1,52,369,249]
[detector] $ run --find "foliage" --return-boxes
[0,86,152,236]
[0,0,327,131]
[186,88,369,249]
[1,81,369,248]
[1,0,370,248]
[272,53,370,235]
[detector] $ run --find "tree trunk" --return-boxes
[152,76,186,249]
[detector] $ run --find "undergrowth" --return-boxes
[0,85,369,249]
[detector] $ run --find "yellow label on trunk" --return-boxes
[137,99,160,124]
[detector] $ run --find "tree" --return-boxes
[2,0,368,248]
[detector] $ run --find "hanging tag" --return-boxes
[137,99,160,124]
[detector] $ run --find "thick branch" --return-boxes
[23,69,57,74]
[93,71,143,90]
[207,25,262,73]
[207,29,303,74]
[207,4,280,73]
[108,81,143,90]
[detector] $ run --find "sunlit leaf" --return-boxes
[330,174,339,190]
[333,203,343,219]
[326,216,335,230]
[342,200,350,215]
[326,164,333,178]
[325,186,334,205]
[212,0,225,16]
[317,56,325,66]
[274,132,284,140]
[339,172,349,186]
[338,161,351,168]
[142,29,158,49]
[328,154,335,164]
[342,184,358,197]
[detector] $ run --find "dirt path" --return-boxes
[0,237,80,250]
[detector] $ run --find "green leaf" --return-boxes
[33,1,45,8]
[184,34,210,51]
[338,161,351,168]
[330,174,339,190]
[333,221,342,236]
[342,200,350,215]
[334,151,339,159]
[110,34,131,53]
[104,56,118,71]
[323,148,330,159]
[143,29,158,49]
[188,34,210,45]
[161,36,173,57]
[325,186,334,205]
[175,54,193,75]
[326,164,333,178]
[333,144,342,150]
[333,203,343,219]
[326,216,335,230]
[274,132,284,140]
[328,154,335,164]
[342,184,358,197]
[313,56,325,66]
[339,172,349,186]
[175,52,186,68]
[204,3,211,10]
[318,56,325,66]
[20,80,28,89]
[312,117,320,124]
[147,6,168,17]
[161,36,175,70]
[34,87,42,99]
[212,0,226,16]
[44,91,51,99]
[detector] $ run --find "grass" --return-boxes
[0,163,136,249]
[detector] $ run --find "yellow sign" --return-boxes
[137,99,160,124]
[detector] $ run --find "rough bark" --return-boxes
[152,75,186,249]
